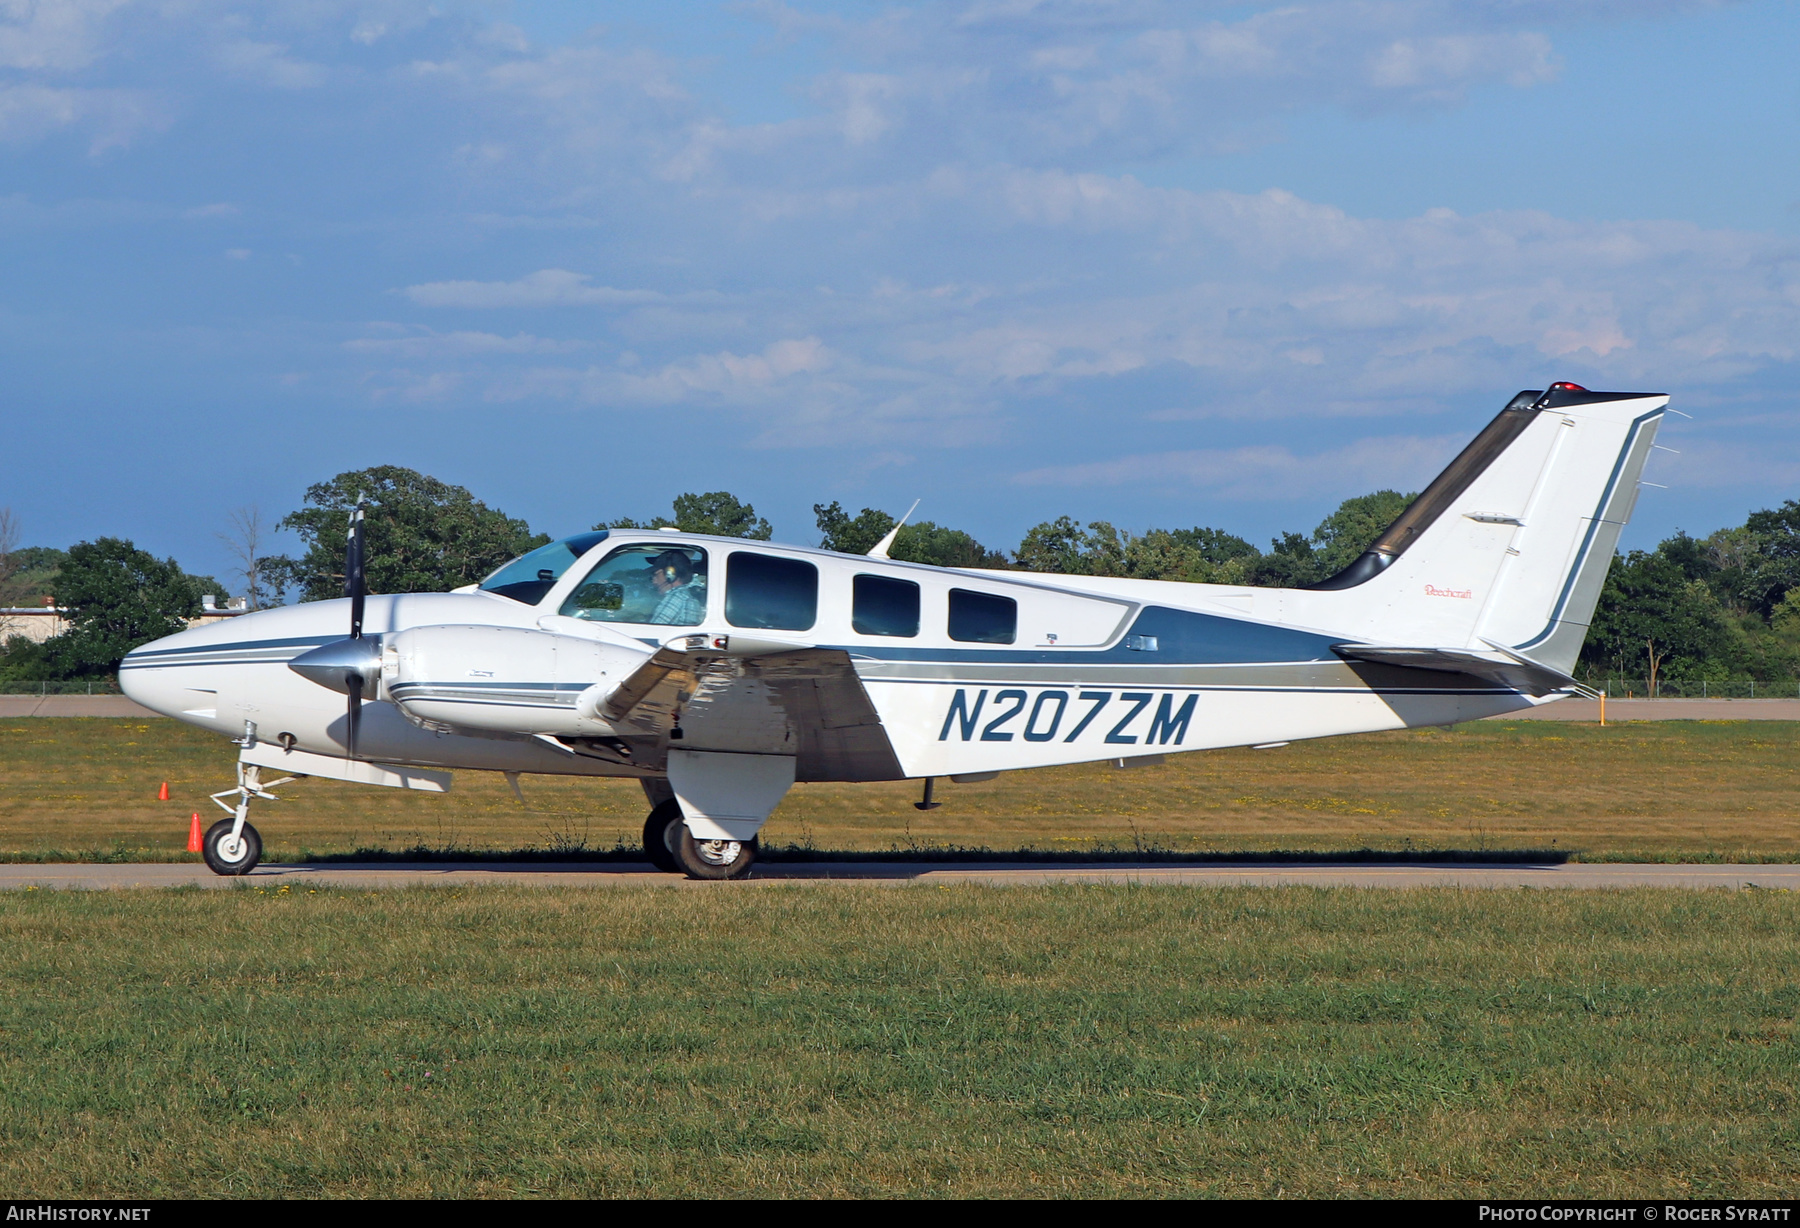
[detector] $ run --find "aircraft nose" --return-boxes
[118,640,193,718]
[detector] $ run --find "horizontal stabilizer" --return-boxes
[1333,643,1581,697]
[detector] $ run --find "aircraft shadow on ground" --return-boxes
[293,846,1575,868]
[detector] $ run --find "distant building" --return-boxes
[0,595,249,645]
[0,598,68,644]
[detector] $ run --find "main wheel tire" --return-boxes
[202,819,262,876]
[673,825,758,881]
[641,799,683,873]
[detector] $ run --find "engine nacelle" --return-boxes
[383,623,649,736]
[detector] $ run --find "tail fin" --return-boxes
[1288,384,1669,672]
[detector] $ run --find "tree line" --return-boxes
[4,464,1799,694]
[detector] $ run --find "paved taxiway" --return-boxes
[2,861,1796,890]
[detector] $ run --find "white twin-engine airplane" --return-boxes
[122,383,1666,879]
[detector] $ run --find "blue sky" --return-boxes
[3,0,1798,587]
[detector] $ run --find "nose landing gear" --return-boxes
[203,762,293,876]
[202,817,263,876]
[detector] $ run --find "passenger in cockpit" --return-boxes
[647,550,705,625]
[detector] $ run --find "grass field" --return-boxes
[2,718,1798,862]
[2,884,1796,1197]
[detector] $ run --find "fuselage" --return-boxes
[121,530,1540,784]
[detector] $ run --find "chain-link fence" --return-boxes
[0,679,123,695]
[1580,678,1799,699]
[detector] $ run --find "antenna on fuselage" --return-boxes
[867,499,920,560]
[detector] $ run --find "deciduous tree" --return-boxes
[271,467,546,602]
[50,539,216,676]
[217,506,272,610]
[602,491,773,540]
[814,502,895,555]
[1309,489,1414,578]
[1583,549,1737,693]
[814,503,1009,568]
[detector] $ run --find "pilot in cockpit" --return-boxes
[647,549,705,625]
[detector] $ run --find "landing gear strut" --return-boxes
[203,762,291,876]
[640,796,758,880]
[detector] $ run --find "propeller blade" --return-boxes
[345,672,363,758]
[345,501,366,641]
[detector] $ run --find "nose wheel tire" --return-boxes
[202,819,262,876]
[642,800,683,873]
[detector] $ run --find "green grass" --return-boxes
[4,717,1800,862]
[2,884,1796,1197]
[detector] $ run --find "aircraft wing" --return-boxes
[599,644,901,781]
[599,645,697,726]
[1332,642,1584,697]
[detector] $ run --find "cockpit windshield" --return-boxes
[478,531,610,605]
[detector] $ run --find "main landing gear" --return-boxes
[641,797,758,881]
[202,762,292,876]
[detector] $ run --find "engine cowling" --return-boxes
[383,623,649,736]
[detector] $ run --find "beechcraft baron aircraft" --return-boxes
[122,384,1667,879]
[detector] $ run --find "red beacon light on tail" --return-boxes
[1548,381,1588,392]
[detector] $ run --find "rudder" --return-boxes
[1289,384,1669,672]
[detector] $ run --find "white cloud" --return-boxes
[344,329,587,356]
[1647,438,1800,492]
[711,2,1579,169]
[212,39,327,88]
[0,0,129,71]
[497,337,838,406]
[402,269,665,308]
[863,175,1799,399]
[1013,434,1466,500]
[368,369,464,403]
[363,170,1796,460]
[1367,32,1557,98]
[7,0,1792,538]
[622,336,834,399]
[0,84,168,151]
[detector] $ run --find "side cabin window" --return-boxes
[852,574,920,637]
[726,552,818,631]
[560,544,709,626]
[948,588,1016,644]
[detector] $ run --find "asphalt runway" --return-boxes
[2,861,1796,890]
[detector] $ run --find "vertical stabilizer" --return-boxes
[1282,385,1668,673]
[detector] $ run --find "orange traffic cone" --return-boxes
[187,813,203,853]
[158,781,169,801]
